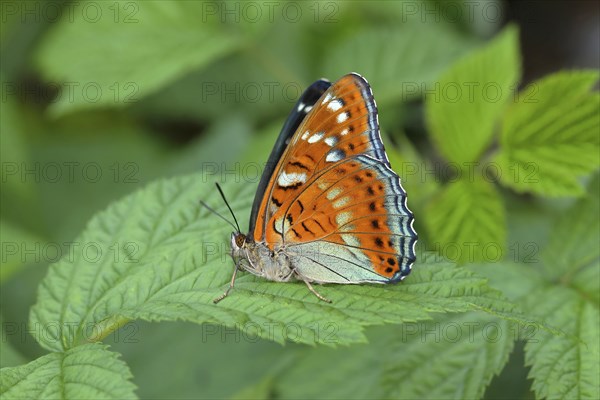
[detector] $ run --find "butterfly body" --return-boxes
[215,73,417,303]
[230,233,295,283]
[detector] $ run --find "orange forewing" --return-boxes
[253,74,387,245]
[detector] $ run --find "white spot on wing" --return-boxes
[336,211,352,226]
[324,136,337,147]
[308,132,324,143]
[333,196,350,208]
[301,130,310,140]
[341,233,360,247]
[339,224,355,232]
[278,171,307,187]
[340,128,349,136]
[337,112,349,123]
[326,187,342,200]
[269,203,278,214]
[321,93,333,105]
[274,217,284,234]
[326,149,345,162]
[327,99,343,112]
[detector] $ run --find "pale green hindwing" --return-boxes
[287,241,390,283]
[282,155,417,284]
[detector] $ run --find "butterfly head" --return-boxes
[231,232,247,250]
[230,232,247,267]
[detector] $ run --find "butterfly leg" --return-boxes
[213,263,240,304]
[296,273,332,303]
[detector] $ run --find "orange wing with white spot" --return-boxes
[253,73,417,282]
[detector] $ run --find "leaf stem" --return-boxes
[78,315,132,345]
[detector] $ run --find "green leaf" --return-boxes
[523,284,599,400]
[35,1,241,117]
[495,71,600,196]
[0,344,136,399]
[266,312,515,400]
[473,263,599,399]
[134,20,313,123]
[542,174,600,280]
[424,177,506,263]
[524,177,600,399]
[30,174,523,351]
[472,178,600,399]
[426,25,521,163]
[269,326,391,399]
[381,313,514,399]
[324,24,476,106]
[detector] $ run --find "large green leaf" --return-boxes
[35,1,241,116]
[381,313,514,399]
[495,71,600,196]
[473,178,600,399]
[29,174,525,352]
[424,177,506,263]
[474,262,599,400]
[242,312,515,400]
[524,284,599,400]
[426,25,521,163]
[323,24,476,107]
[133,18,314,124]
[524,177,600,399]
[0,344,136,399]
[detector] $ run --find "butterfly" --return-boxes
[211,73,417,303]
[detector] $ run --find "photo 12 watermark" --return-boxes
[200,1,339,24]
[399,320,539,344]
[199,321,339,344]
[431,241,540,264]
[1,240,141,265]
[2,321,140,346]
[1,161,140,184]
[2,81,139,105]
[409,81,539,104]
[400,0,505,24]
[200,80,303,104]
[1,1,140,24]
[192,160,540,186]
[199,239,541,265]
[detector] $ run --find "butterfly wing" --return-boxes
[249,78,331,232]
[283,154,416,282]
[253,73,417,282]
[254,74,392,240]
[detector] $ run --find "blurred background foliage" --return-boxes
[1,0,598,399]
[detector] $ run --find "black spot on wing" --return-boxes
[290,161,309,170]
[272,196,283,207]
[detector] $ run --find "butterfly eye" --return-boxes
[235,234,246,247]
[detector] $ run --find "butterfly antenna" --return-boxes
[199,183,241,233]
[215,182,241,232]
